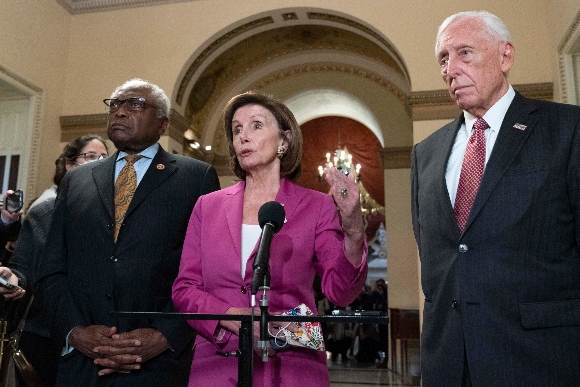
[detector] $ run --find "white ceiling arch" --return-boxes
[285,89,384,146]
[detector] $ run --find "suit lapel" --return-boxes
[93,152,117,221]
[438,117,464,235]
[225,182,245,262]
[125,146,177,218]
[463,93,540,233]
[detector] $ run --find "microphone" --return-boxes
[252,201,285,362]
[251,201,285,295]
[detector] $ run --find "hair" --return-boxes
[435,11,512,56]
[55,134,109,187]
[222,91,303,181]
[110,78,171,119]
[54,153,67,188]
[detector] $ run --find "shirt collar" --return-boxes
[116,143,159,161]
[463,85,515,133]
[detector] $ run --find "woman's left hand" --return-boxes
[323,167,364,231]
[323,167,365,266]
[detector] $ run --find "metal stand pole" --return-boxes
[237,319,253,387]
[257,272,270,363]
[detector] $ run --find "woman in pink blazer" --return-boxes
[172,92,368,387]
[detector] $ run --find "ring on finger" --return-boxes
[341,188,348,198]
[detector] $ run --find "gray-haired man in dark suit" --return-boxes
[412,11,580,387]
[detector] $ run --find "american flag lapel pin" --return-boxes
[513,123,527,131]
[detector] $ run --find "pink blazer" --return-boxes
[172,178,368,387]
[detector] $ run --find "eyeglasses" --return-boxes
[103,97,155,113]
[76,152,108,163]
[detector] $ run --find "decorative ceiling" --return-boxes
[56,0,199,14]
[184,23,408,158]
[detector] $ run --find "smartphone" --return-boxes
[0,276,24,292]
[4,189,23,213]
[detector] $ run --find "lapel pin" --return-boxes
[156,164,165,170]
[513,123,527,131]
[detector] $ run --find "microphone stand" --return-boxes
[112,312,389,387]
[257,271,270,362]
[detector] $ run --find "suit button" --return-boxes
[240,286,247,294]
[458,244,468,253]
[105,294,112,300]
[110,256,118,262]
[107,223,114,229]
[452,299,458,308]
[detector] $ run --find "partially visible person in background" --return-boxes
[0,190,23,267]
[0,134,109,386]
[371,278,388,356]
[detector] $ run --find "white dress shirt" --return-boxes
[446,86,516,207]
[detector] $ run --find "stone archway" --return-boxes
[173,8,413,178]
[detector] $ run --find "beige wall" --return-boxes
[1,0,71,196]
[384,168,417,308]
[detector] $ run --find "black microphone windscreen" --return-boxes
[258,201,285,232]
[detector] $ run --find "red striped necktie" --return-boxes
[454,118,489,232]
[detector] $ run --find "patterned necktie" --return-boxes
[454,118,489,232]
[114,154,143,241]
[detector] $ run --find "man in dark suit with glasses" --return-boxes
[36,78,220,386]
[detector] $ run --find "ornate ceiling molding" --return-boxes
[306,12,408,80]
[249,63,407,104]
[177,10,410,115]
[176,16,275,105]
[56,0,199,14]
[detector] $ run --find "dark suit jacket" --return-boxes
[0,214,21,324]
[411,92,580,387]
[0,217,20,265]
[10,197,55,337]
[35,146,220,387]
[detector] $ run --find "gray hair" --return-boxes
[110,78,171,119]
[435,11,512,56]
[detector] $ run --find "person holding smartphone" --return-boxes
[0,134,109,386]
[0,189,23,267]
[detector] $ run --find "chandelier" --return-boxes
[317,144,361,181]
[317,144,384,223]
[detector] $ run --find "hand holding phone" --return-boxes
[0,275,24,292]
[4,189,24,213]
